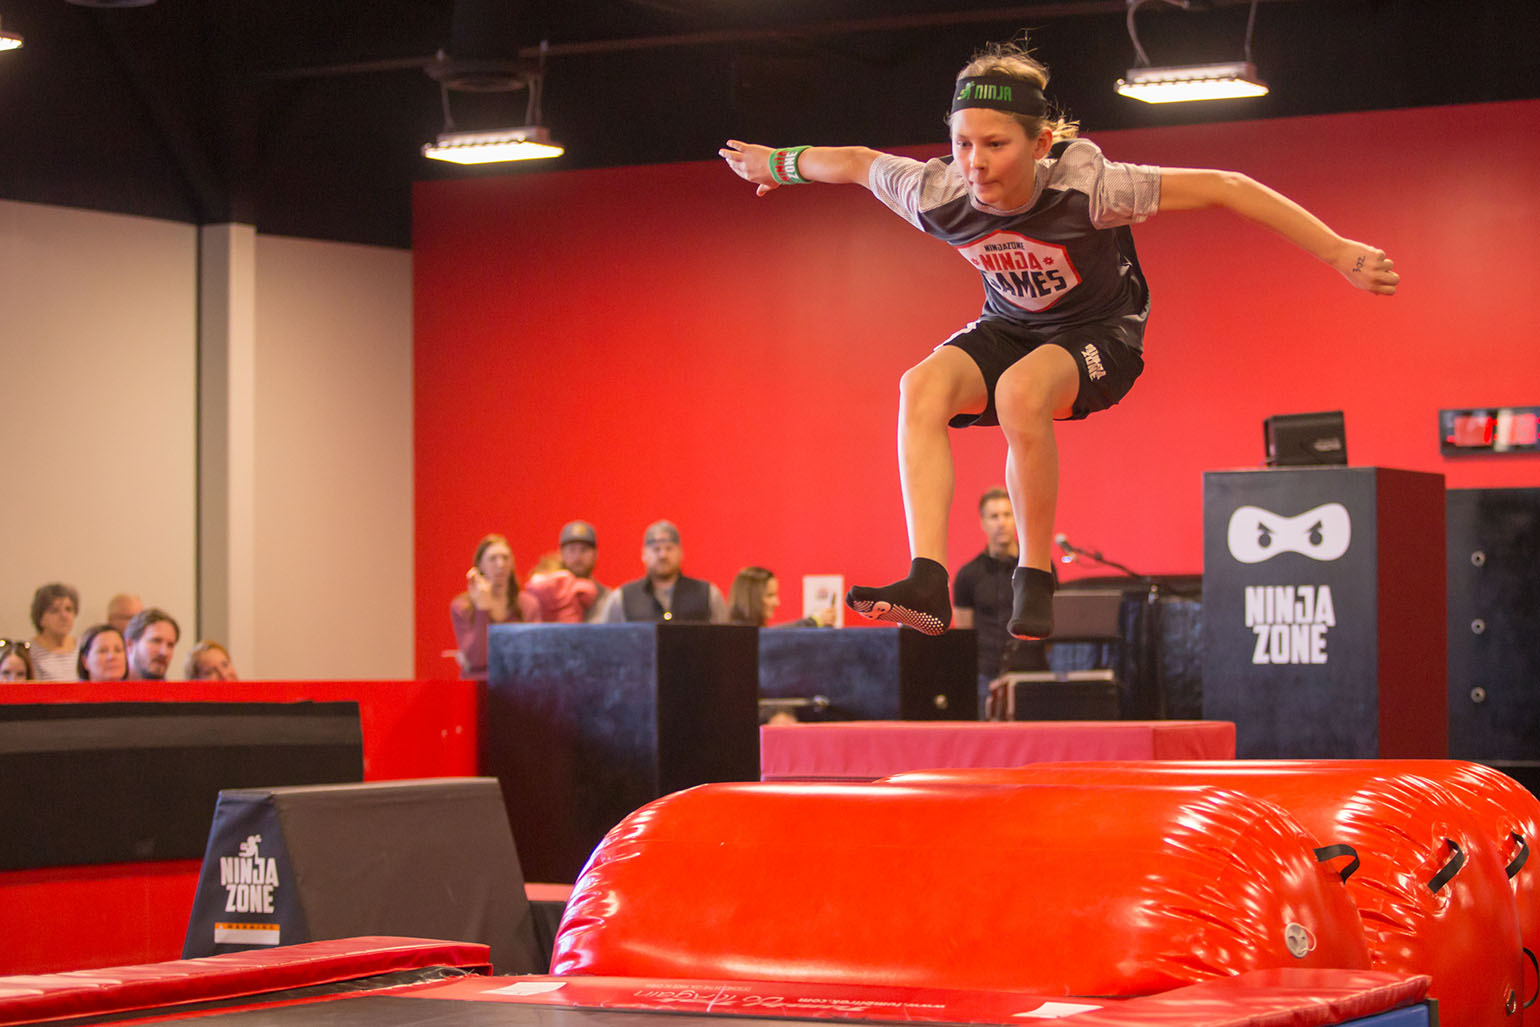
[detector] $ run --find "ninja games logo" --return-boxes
[955,231,1080,312]
[1227,503,1350,666]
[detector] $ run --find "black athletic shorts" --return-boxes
[941,315,1145,427]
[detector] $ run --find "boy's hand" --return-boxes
[1335,240,1399,295]
[719,139,780,197]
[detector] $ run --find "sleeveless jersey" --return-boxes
[868,138,1162,346]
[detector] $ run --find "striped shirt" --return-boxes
[31,643,80,681]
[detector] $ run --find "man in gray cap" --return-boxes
[595,519,728,623]
[558,519,609,621]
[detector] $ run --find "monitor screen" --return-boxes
[1264,410,1347,466]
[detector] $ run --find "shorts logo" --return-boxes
[956,231,1080,312]
[1081,344,1106,381]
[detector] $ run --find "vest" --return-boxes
[619,575,712,623]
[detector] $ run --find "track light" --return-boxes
[423,125,565,164]
[1117,61,1268,103]
[0,15,22,52]
[1118,0,1269,104]
[422,30,563,166]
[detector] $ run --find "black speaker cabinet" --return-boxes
[1447,487,1540,775]
[485,623,761,883]
[995,677,1120,720]
[757,627,977,721]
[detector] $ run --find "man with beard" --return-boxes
[596,520,728,623]
[125,607,181,681]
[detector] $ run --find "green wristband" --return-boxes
[769,145,811,185]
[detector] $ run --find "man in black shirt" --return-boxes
[952,488,1047,715]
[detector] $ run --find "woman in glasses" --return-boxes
[0,640,34,681]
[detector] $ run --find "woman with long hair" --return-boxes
[728,566,834,628]
[450,533,541,679]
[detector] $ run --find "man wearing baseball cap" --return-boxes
[595,519,728,623]
[559,520,610,621]
[524,519,610,623]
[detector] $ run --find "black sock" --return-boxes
[845,557,952,635]
[1008,567,1055,639]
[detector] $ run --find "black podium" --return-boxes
[485,623,760,883]
[182,777,541,973]
[1201,467,1447,758]
[757,627,977,721]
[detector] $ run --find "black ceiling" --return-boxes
[0,0,1535,249]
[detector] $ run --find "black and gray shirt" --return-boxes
[868,138,1163,346]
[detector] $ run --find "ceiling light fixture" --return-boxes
[0,15,22,52]
[422,18,563,166]
[1116,0,1269,104]
[423,125,564,164]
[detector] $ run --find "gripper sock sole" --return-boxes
[845,557,952,636]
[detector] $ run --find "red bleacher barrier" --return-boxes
[551,781,1370,995]
[0,936,489,1026]
[884,763,1526,1027]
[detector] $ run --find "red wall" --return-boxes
[412,101,1540,677]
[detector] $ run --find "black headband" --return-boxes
[950,75,1048,118]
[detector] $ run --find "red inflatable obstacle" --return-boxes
[551,781,1370,996]
[1289,759,1539,987]
[884,763,1526,1027]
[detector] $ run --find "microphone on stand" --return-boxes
[1054,532,1078,564]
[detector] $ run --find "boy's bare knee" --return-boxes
[899,362,959,424]
[996,382,1055,434]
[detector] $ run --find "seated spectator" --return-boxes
[124,608,181,681]
[594,521,728,623]
[450,533,541,680]
[185,640,238,681]
[557,520,609,621]
[0,639,34,682]
[29,582,80,681]
[76,624,128,682]
[728,566,835,627]
[105,593,143,634]
[525,550,600,624]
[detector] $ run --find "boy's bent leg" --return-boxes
[995,345,1080,639]
[846,346,986,635]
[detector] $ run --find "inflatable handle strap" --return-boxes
[1313,843,1360,883]
[1508,831,1530,880]
[1427,838,1465,893]
[1524,947,1538,1009]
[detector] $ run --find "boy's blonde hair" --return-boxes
[954,38,1079,143]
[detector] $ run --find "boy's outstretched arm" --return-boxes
[1159,168,1400,295]
[720,141,883,196]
